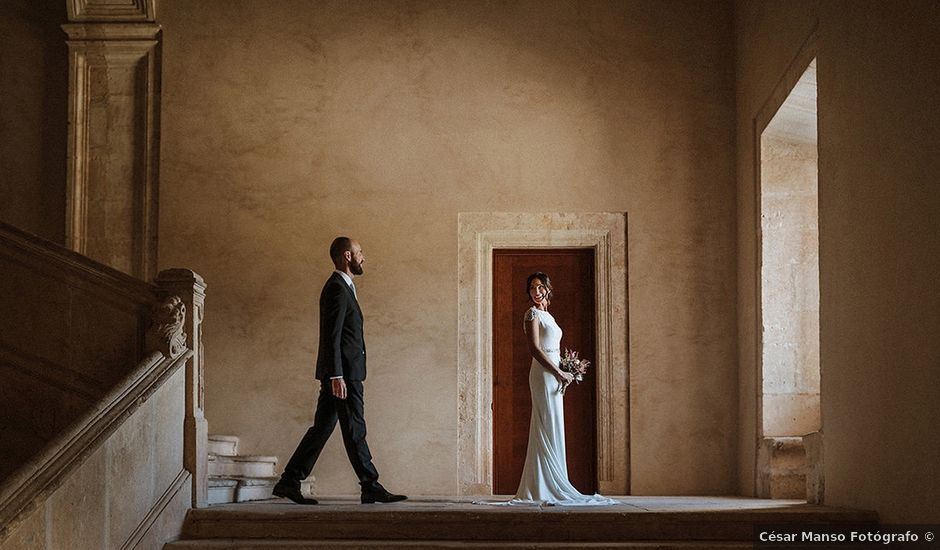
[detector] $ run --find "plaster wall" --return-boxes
[157,0,737,496]
[0,0,68,243]
[736,0,940,520]
[815,1,940,522]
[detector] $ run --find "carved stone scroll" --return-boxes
[147,296,186,359]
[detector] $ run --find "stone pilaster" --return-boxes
[155,269,208,508]
[63,0,160,281]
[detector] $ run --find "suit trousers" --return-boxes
[281,379,381,493]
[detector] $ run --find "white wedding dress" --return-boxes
[481,307,618,507]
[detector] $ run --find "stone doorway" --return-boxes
[456,212,629,495]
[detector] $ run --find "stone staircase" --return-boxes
[164,496,878,549]
[208,435,314,505]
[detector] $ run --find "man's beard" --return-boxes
[350,261,364,275]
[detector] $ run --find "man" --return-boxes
[273,237,406,505]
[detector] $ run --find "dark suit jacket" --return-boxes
[315,272,367,381]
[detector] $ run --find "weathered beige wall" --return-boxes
[0,0,68,243]
[736,0,940,520]
[157,1,737,495]
[760,135,820,437]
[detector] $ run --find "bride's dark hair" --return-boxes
[526,272,553,307]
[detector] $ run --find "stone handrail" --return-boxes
[0,221,208,545]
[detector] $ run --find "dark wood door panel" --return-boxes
[493,248,597,494]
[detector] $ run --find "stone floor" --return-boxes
[216,494,840,512]
[170,495,878,548]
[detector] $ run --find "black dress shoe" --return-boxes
[361,489,407,504]
[273,482,319,505]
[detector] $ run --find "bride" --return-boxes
[498,272,617,506]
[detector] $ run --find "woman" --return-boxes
[507,272,617,506]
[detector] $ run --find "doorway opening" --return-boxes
[492,248,597,495]
[758,58,821,500]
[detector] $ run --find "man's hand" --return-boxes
[331,377,347,400]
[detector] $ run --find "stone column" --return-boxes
[63,0,160,281]
[155,269,208,508]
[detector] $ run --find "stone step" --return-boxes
[236,480,280,504]
[208,478,239,506]
[209,477,317,506]
[209,434,241,456]
[165,540,753,549]
[209,454,278,478]
[177,497,878,544]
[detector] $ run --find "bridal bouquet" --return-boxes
[559,348,591,394]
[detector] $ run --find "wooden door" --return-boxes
[493,248,597,495]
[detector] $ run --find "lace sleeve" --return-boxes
[524,307,538,322]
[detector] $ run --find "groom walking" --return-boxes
[273,237,407,505]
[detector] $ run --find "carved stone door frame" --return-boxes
[457,212,629,495]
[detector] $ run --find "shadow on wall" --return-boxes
[0,0,69,243]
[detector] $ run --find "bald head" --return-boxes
[330,237,352,265]
[330,236,364,275]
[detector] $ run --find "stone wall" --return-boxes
[157,0,738,495]
[0,367,190,550]
[760,135,820,437]
[0,222,156,481]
